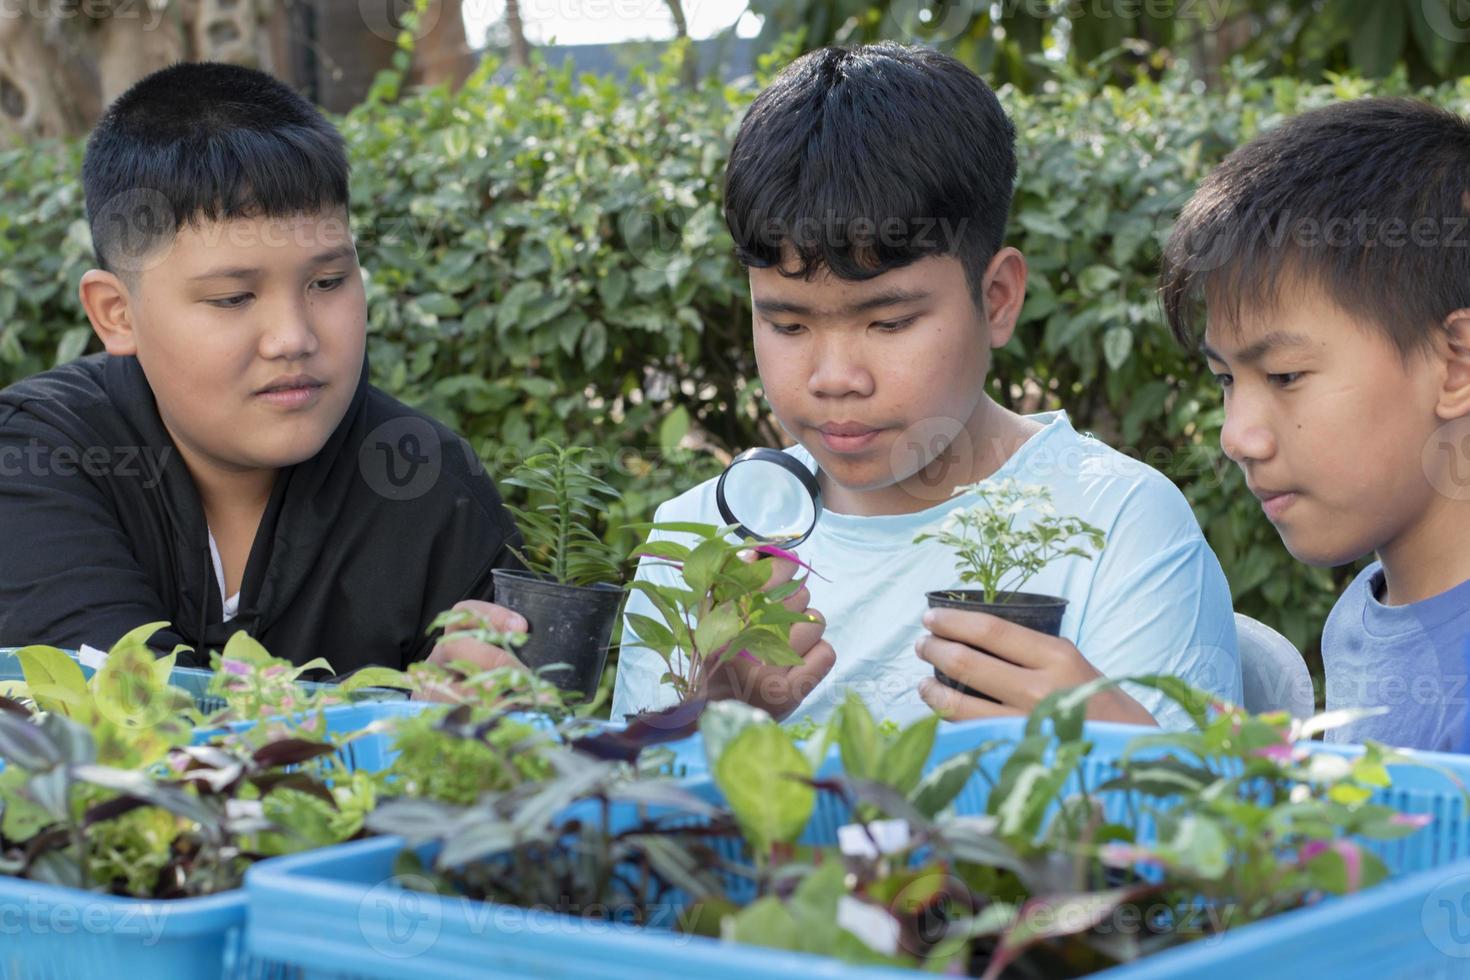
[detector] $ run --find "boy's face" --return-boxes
[1203,283,1444,566]
[750,254,1001,508]
[124,210,366,477]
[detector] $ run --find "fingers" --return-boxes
[788,638,836,688]
[918,676,1024,722]
[780,580,811,614]
[752,639,836,722]
[922,608,1052,669]
[915,633,1033,707]
[744,551,799,591]
[788,608,826,656]
[428,632,525,673]
[447,599,529,635]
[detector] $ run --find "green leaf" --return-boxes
[681,537,728,597]
[911,745,989,819]
[726,895,802,950]
[699,699,774,774]
[835,693,880,783]
[625,613,676,657]
[15,646,91,722]
[874,714,938,797]
[692,602,742,660]
[1078,264,1120,296]
[54,326,91,366]
[659,405,691,450]
[713,723,814,852]
[339,667,412,692]
[1102,325,1132,369]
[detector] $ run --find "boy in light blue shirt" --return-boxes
[1162,98,1470,751]
[612,43,1240,729]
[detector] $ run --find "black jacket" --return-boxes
[0,352,521,673]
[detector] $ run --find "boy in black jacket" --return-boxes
[0,62,527,675]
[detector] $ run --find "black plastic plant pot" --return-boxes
[492,568,625,703]
[924,590,1069,700]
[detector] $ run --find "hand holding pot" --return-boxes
[704,553,836,721]
[416,599,528,701]
[913,607,1156,726]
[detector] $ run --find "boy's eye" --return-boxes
[1211,373,1233,389]
[769,321,805,336]
[313,276,346,292]
[207,293,253,310]
[872,316,916,333]
[1268,372,1302,387]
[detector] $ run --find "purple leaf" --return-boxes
[251,738,337,769]
[575,698,708,762]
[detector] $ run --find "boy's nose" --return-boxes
[806,339,875,398]
[1219,404,1276,464]
[259,299,320,360]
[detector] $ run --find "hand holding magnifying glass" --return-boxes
[706,448,833,719]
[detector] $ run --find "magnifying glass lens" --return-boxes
[715,448,823,548]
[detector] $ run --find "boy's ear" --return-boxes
[980,247,1027,348]
[79,269,138,357]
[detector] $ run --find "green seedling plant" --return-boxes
[0,696,359,898]
[624,522,816,702]
[363,677,1450,978]
[915,479,1106,604]
[503,441,626,586]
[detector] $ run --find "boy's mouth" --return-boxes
[255,374,326,409]
[1252,486,1300,522]
[816,422,885,454]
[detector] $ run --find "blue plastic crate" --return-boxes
[244,717,1470,979]
[0,700,434,979]
[0,648,408,716]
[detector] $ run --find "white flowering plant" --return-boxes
[914,479,1106,604]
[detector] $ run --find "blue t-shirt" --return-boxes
[1322,562,1470,751]
[611,411,1241,730]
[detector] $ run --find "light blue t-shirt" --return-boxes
[611,412,1241,730]
[1322,562,1470,752]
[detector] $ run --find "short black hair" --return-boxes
[1161,97,1470,358]
[82,62,349,276]
[723,42,1017,300]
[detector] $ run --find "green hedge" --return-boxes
[5,54,1461,657]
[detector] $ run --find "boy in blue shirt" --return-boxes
[1163,97,1470,752]
[612,43,1240,729]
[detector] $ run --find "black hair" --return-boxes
[722,42,1017,300]
[82,61,349,276]
[1161,97,1470,358]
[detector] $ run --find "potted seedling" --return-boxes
[622,522,816,711]
[493,443,628,704]
[914,479,1104,698]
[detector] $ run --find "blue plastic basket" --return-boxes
[0,700,436,979]
[0,691,709,980]
[244,717,1470,979]
[0,648,409,716]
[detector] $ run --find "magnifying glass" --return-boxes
[715,448,823,548]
